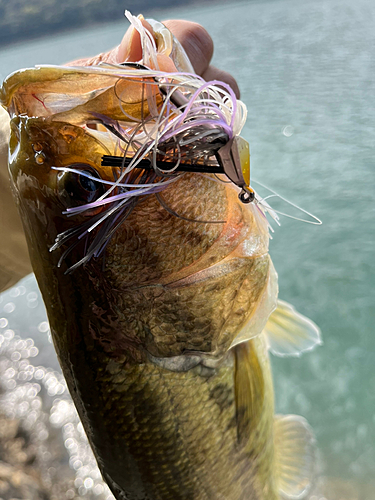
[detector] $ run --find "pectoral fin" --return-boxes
[264,300,322,357]
[274,414,316,499]
[234,341,265,443]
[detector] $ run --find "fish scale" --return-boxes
[105,176,227,284]
[72,339,273,500]
[101,253,269,358]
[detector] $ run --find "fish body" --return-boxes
[0,15,319,500]
[6,116,278,500]
[59,333,276,500]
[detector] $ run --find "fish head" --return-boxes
[7,113,110,260]
[1,24,277,367]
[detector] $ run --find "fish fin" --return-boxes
[264,299,322,357]
[274,414,316,499]
[234,341,265,444]
[230,258,278,349]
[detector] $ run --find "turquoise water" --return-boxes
[0,0,374,493]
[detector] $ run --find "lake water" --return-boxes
[0,0,374,496]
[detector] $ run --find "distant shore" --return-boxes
[0,0,218,47]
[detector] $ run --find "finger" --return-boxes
[66,21,137,66]
[67,17,153,67]
[66,49,117,67]
[202,65,241,99]
[66,19,240,98]
[162,21,240,97]
[117,17,154,63]
[162,20,213,76]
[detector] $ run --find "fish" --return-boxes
[0,13,321,500]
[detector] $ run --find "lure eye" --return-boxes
[239,189,255,204]
[58,164,105,209]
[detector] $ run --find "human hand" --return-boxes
[67,19,240,98]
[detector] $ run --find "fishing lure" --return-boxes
[101,62,255,204]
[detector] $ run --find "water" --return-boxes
[0,0,374,496]
[0,276,114,500]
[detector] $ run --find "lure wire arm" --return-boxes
[101,155,225,174]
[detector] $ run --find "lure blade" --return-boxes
[216,136,255,203]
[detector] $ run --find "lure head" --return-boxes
[216,136,255,203]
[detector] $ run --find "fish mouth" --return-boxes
[2,59,273,361]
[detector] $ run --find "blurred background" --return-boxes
[0,0,374,498]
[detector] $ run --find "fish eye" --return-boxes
[57,164,105,208]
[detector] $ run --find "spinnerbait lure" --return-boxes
[102,63,255,204]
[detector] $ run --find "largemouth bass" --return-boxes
[0,13,321,500]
